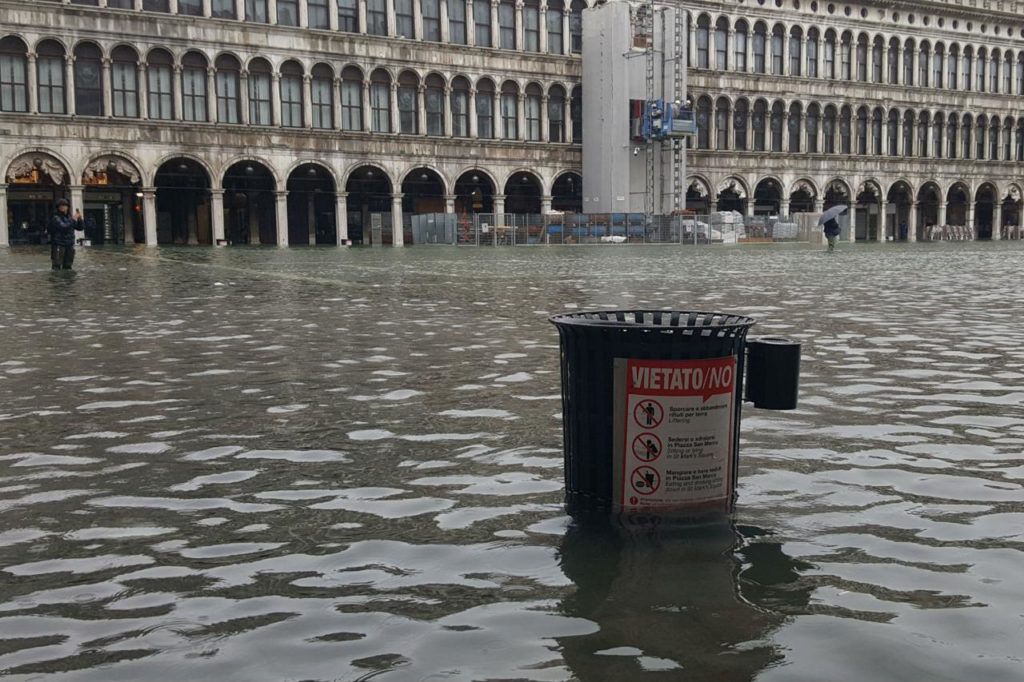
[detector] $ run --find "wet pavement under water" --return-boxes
[0,242,1022,681]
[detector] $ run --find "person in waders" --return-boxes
[822,217,841,252]
[48,198,82,270]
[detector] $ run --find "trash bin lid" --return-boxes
[550,310,755,335]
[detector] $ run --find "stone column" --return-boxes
[726,29,734,71]
[993,200,1003,240]
[688,20,696,67]
[417,84,426,134]
[386,0,396,35]
[468,88,478,137]
[413,0,423,38]
[967,200,975,237]
[307,193,317,244]
[211,189,226,244]
[847,204,857,242]
[329,0,339,29]
[517,92,526,140]
[336,192,349,244]
[514,0,524,49]
[565,94,574,142]
[235,0,245,19]
[271,72,281,126]
[26,53,37,114]
[239,70,250,124]
[333,77,342,130]
[439,0,450,41]
[102,58,113,116]
[142,187,157,245]
[493,193,506,217]
[137,62,148,119]
[390,82,400,133]
[391,193,404,245]
[540,95,549,142]
[445,194,456,212]
[302,74,313,128]
[780,198,790,219]
[493,90,502,137]
[907,201,917,242]
[910,46,918,86]
[746,198,755,218]
[781,112,789,152]
[275,191,289,246]
[359,0,368,32]
[362,79,372,132]
[443,87,453,136]
[66,56,76,115]
[490,0,499,47]
[780,30,788,76]
[202,0,212,16]
[174,65,184,120]
[541,194,552,213]
[562,0,570,55]
[938,201,946,232]
[0,185,8,246]
[878,199,887,241]
[539,2,548,53]
[298,0,308,26]
[169,0,178,13]
[466,0,476,46]
[206,67,216,122]
[268,0,278,23]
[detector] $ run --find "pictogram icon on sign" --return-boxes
[631,433,662,462]
[630,466,660,495]
[634,399,664,428]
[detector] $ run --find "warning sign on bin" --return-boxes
[613,356,736,510]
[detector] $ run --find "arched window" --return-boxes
[523,0,540,52]
[341,66,363,131]
[856,34,868,82]
[933,44,944,88]
[735,21,748,71]
[753,23,767,74]
[887,109,899,155]
[422,0,441,41]
[525,82,543,141]
[370,68,391,133]
[547,84,565,142]
[992,50,1002,93]
[398,71,419,134]
[1018,53,1024,95]
[933,113,944,158]
[839,105,851,153]
[888,38,899,84]
[752,99,767,151]
[147,49,174,120]
[248,58,273,125]
[840,31,852,80]
[716,97,730,149]
[696,95,711,149]
[311,63,333,129]
[963,46,973,91]
[476,78,494,138]
[919,41,930,87]
[180,51,207,122]
[789,27,802,76]
[450,76,470,137]
[975,115,987,159]
[949,45,960,89]
[570,0,584,53]
[770,100,783,151]
[570,85,582,143]
[74,42,104,116]
[280,60,304,127]
[856,106,868,154]
[214,54,241,124]
[806,103,819,153]
[989,117,1000,160]
[0,36,27,113]
[771,24,784,75]
[962,114,972,159]
[36,40,66,115]
[871,107,883,155]
[822,104,836,153]
[696,16,710,69]
[547,3,563,54]
[823,30,836,79]
[500,81,518,139]
[1004,117,1013,160]
[918,112,929,157]
[902,110,914,156]
[716,18,729,70]
[806,28,818,77]
[788,102,802,152]
[425,74,445,136]
[734,98,749,150]
[977,48,986,92]
[903,39,914,86]
[872,37,883,83]
[1017,117,1024,161]
[947,114,958,159]
[1003,53,1012,93]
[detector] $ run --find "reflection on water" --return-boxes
[1,243,1023,681]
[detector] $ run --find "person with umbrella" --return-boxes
[818,205,847,252]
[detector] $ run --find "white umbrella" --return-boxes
[818,205,849,225]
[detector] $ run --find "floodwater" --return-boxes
[1,242,1023,682]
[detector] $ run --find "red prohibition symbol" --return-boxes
[634,399,664,428]
[631,433,662,462]
[630,466,661,495]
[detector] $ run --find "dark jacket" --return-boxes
[48,212,82,247]
[822,218,841,237]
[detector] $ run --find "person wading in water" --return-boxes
[48,198,83,270]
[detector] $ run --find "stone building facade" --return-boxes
[680,0,1024,241]
[0,0,585,246]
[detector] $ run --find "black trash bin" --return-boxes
[551,310,793,520]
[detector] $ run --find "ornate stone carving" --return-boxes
[83,156,141,185]
[6,154,67,185]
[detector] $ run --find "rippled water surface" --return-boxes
[1,243,1023,681]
